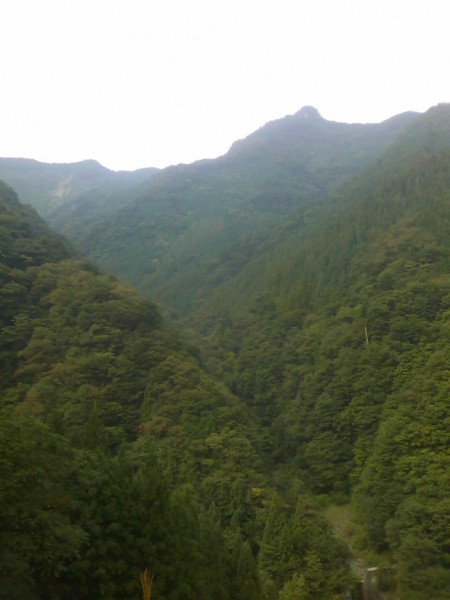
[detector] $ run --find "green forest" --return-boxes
[1,105,450,599]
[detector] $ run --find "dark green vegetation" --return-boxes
[0,182,348,598]
[2,104,450,599]
[194,105,450,599]
[0,107,418,314]
[0,157,158,242]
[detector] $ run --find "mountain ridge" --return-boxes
[1,102,450,598]
[0,156,159,219]
[22,105,420,313]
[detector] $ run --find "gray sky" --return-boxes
[1,0,449,171]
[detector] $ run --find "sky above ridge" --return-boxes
[1,0,449,171]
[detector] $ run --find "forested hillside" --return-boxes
[71,108,419,314]
[0,158,158,242]
[0,182,349,599]
[0,108,418,314]
[191,104,450,599]
[2,104,450,600]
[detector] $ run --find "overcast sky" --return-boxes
[1,0,449,171]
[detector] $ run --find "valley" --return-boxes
[1,104,449,599]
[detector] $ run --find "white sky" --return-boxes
[1,0,449,171]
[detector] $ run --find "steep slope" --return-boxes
[0,181,257,599]
[0,178,265,510]
[193,103,450,319]
[0,182,351,599]
[0,179,72,331]
[193,103,450,599]
[4,104,449,598]
[2,108,418,315]
[0,157,159,239]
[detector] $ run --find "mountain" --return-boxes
[192,103,450,599]
[0,157,159,242]
[2,104,450,599]
[192,103,450,321]
[74,108,420,314]
[0,108,419,314]
[0,181,242,597]
[0,181,349,599]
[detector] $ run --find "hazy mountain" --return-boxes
[27,106,417,314]
[192,103,450,319]
[192,103,450,599]
[0,157,159,236]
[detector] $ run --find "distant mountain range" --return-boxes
[0,157,159,237]
[0,106,420,313]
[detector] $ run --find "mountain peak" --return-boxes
[295,106,322,119]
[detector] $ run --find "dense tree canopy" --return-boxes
[3,104,450,599]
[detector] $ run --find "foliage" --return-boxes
[5,105,450,599]
[0,157,158,222]
[0,411,241,600]
[0,109,418,315]
[185,105,450,598]
[259,494,350,597]
[0,182,268,599]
